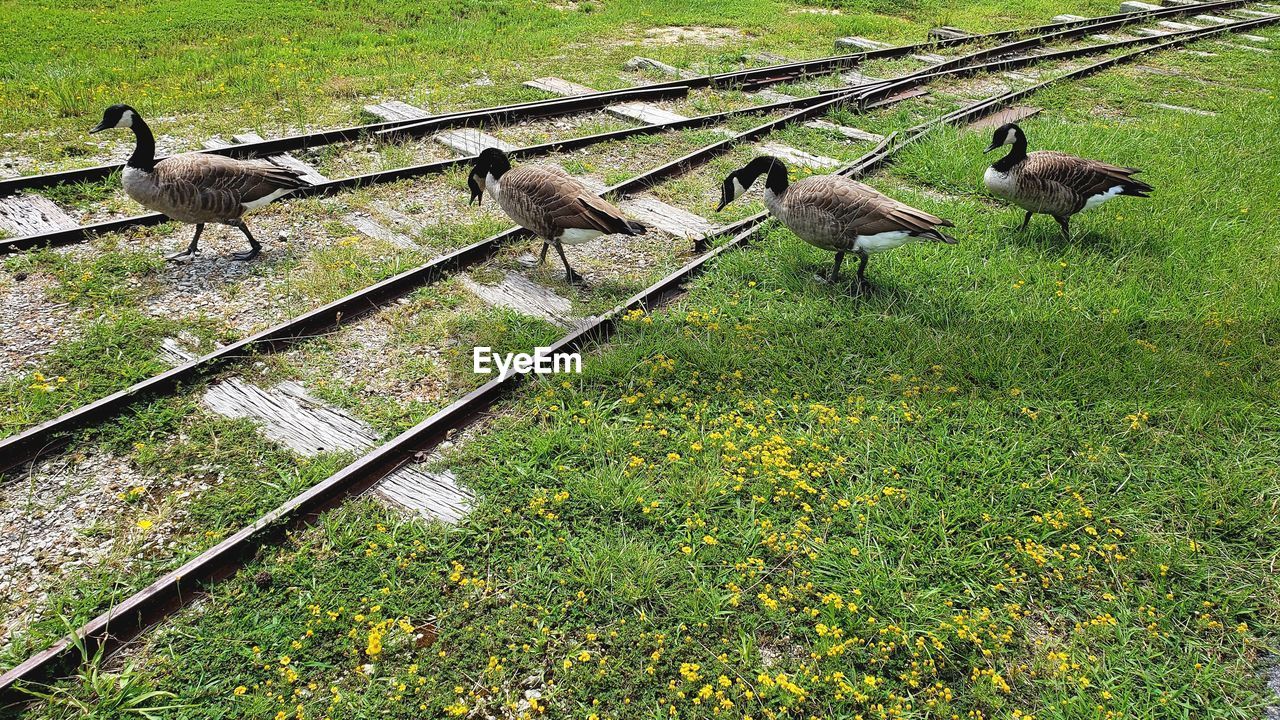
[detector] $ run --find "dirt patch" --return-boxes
[0,272,82,381]
[0,452,201,646]
[642,26,746,46]
[287,309,455,412]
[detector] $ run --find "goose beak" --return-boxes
[983,143,998,154]
[89,122,109,134]
[714,198,728,213]
[466,174,483,206]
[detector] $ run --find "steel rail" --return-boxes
[0,6,1223,467]
[736,0,1254,90]
[3,13,1274,706]
[2,13,1275,705]
[1,2,1245,255]
[4,7,1269,468]
[0,23,1004,199]
[0,90,867,473]
[835,8,1271,102]
[0,0,1249,201]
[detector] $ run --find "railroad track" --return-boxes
[0,0,1261,254]
[0,0,1251,203]
[1,0,1271,473]
[1,2,1276,704]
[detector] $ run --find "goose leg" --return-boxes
[1019,211,1033,231]
[1054,215,1071,240]
[537,242,550,266]
[849,251,873,294]
[229,219,262,261]
[552,241,585,286]
[167,223,204,262]
[820,251,845,283]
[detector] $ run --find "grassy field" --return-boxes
[2,0,1279,718]
[0,0,1125,168]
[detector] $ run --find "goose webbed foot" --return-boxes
[552,241,586,286]
[229,219,262,262]
[167,223,203,263]
[815,251,846,284]
[1054,215,1071,241]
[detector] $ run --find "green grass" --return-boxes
[4,2,1279,718]
[0,0,1121,170]
[15,30,1275,720]
[0,310,218,435]
[4,243,166,308]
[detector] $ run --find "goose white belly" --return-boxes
[1081,185,1125,211]
[557,228,604,245]
[240,188,294,212]
[853,230,914,254]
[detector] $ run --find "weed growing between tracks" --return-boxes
[2,0,1126,171]
[39,34,1277,720]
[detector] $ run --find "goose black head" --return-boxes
[716,156,788,212]
[468,147,512,205]
[984,123,1026,154]
[90,104,140,134]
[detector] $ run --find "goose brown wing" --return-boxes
[791,177,954,241]
[1023,151,1152,211]
[154,154,308,219]
[501,165,643,236]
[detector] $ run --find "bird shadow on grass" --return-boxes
[792,261,913,306]
[999,221,1163,260]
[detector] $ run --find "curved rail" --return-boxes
[2,6,1253,471]
[0,0,1250,201]
[1,11,1274,706]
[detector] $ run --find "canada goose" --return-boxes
[716,156,957,288]
[983,123,1152,239]
[468,148,646,285]
[90,104,309,261]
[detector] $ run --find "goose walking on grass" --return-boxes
[468,148,646,286]
[716,156,957,289]
[983,122,1152,239]
[90,104,309,262]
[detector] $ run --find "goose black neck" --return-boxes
[992,135,1027,172]
[745,156,789,195]
[476,150,511,181]
[127,117,156,172]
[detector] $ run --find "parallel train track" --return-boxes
[1,2,1276,705]
[0,0,1261,254]
[0,0,1269,472]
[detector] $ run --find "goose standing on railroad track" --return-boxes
[983,122,1152,239]
[468,147,646,286]
[90,104,309,262]
[716,156,957,289]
